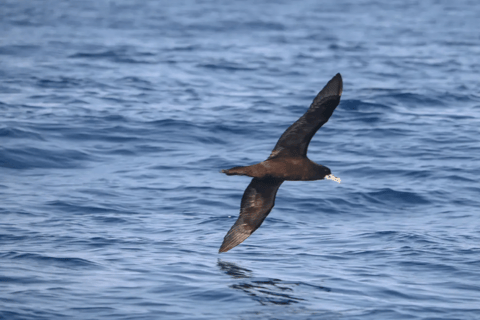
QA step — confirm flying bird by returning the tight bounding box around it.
[219,73,343,253]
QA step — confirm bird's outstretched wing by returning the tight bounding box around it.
[219,177,284,253]
[269,73,343,159]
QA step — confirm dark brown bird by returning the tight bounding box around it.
[219,73,343,253]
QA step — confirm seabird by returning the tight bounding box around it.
[219,73,343,253]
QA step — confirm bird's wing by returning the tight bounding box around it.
[268,73,343,159]
[219,177,284,253]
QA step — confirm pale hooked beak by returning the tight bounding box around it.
[325,174,341,183]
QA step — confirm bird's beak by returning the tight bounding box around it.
[325,174,341,183]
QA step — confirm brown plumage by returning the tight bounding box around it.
[219,73,343,253]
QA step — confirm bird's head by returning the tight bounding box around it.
[316,165,341,183]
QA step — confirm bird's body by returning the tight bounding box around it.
[219,73,343,253]
[222,157,330,181]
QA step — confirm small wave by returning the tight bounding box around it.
[341,99,395,112]
[359,231,438,245]
[0,147,94,169]
[45,200,127,215]
[2,251,100,270]
[198,61,257,71]
[366,188,430,206]
[92,216,128,224]
[69,49,157,64]
[377,92,444,108]
[0,126,44,141]
[35,77,82,89]
[0,44,40,56]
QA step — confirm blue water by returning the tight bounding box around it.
[1,0,480,319]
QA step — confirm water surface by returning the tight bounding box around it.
[1,0,480,319]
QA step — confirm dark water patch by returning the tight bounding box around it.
[397,260,459,274]
[321,196,366,213]
[292,199,337,215]
[33,76,85,89]
[96,147,136,156]
[192,134,226,145]
[84,236,120,248]
[375,287,413,300]
[341,99,395,112]
[28,94,90,106]
[0,233,28,243]
[0,100,10,109]
[241,21,286,31]
[1,252,100,270]
[377,92,445,108]
[91,216,129,224]
[0,147,93,169]
[45,200,128,215]
[69,49,158,64]
[328,42,367,52]
[148,164,186,171]
[353,115,383,124]
[342,166,426,180]
[0,126,44,141]
[366,188,430,206]
[366,127,414,138]
[166,44,201,52]
[69,307,116,313]
[359,231,440,246]
[3,103,43,113]
[115,76,152,85]
[198,61,257,72]
[115,76,155,91]
[211,122,253,135]
[134,144,170,154]
[0,311,38,320]
[0,275,48,285]
[0,44,40,56]
[147,118,197,129]
[102,115,129,122]
[63,127,144,143]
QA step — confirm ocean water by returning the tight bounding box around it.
[1,0,480,319]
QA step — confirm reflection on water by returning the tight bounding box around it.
[218,260,330,306]
[217,259,253,279]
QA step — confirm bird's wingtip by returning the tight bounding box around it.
[218,240,234,253]
[328,73,343,97]
[218,225,252,253]
[219,241,233,253]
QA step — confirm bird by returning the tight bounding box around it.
[219,73,343,253]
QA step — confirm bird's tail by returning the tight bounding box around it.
[220,166,250,176]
